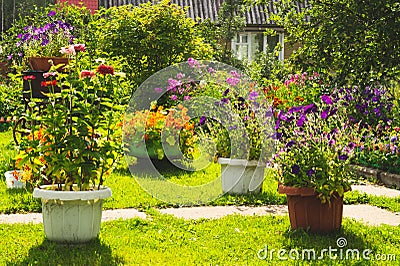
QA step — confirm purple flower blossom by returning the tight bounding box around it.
[223,89,230,96]
[391,136,398,142]
[7,54,12,60]
[187,58,198,68]
[249,91,259,101]
[199,116,206,126]
[306,169,315,176]
[338,154,348,161]
[296,115,306,127]
[207,67,216,74]
[47,10,56,17]
[221,98,230,104]
[184,96,191,101]
[170,95,178,101]
[291,164,300,175]
[321,109,329,119]
[226,77,240,86]
[303,104,317,114]
[229,70,241,78]
[321,95,333,105]
[167,78,181,91]
[285,140,296,148]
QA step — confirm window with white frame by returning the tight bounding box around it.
[232,32,284,61]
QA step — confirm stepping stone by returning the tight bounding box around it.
[352,184,400,198]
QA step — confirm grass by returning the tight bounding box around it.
[0,129,399,214]
[0,211,399,265]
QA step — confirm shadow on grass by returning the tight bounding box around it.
[8,238,125,265]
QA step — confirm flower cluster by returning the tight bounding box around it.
[263,72,324,111]
[332,86,394,129]
[123,105,197,160]
[273,94,355,203]
[192,61,274,161]
[11,10,75,60]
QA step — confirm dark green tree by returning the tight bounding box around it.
[260,0,400,86]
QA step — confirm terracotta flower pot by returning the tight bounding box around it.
[28,56,69,72]
[278,184,344,233]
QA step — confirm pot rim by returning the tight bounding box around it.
[277,184,316,196]
[33,185,112,201]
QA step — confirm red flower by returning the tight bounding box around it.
[41,80,57,87]
[80,70,96,79]
[74,44,86,52]
[96,64,114,75]
[23,75,36,80]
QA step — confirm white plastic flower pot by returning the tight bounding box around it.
[4,170,25,189]
[33,185,112,244]
[218,158,265,195]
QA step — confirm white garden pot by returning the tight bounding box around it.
[218,158,265,195]
[33,185,112,244]
[4,170,25,189]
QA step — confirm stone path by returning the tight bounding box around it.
[0,184,398,226]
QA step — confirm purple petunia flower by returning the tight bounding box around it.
[183,96,191,101]
[321,109,329,119]
[306,169,315,176]
[249,91,258,101]
[47,10,56,17]
[303,104,317,114]
[170,95,178,101]
[7,54,12,60]
[348,142,356,149]
[321,95,333,105]
[338,154,348,161]
[199,116,206,126]
[223,89,230,96]
[288,106,303,114]
[291,164,300,175]
[391,136,398,142]
[221,98,229,104]
[296,115,306,127]
[285,140,296,148]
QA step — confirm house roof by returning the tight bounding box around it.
[100,0,310,26]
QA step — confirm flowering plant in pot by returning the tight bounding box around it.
[273,93,356,232]
[13,9,75,71]
[187,60,275,194]
[123,104,198,162]
[15,44,126,243]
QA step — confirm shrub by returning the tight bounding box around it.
[96,0,214,88]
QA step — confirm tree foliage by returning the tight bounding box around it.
[96,0,214,87]
[263,0,400,86]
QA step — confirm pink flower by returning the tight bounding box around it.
[60,45,76,55]
[43,72,57,78]
[170,95,178,101]
[23,75,36,80]
[183,96,191,101]
[226,77,240,86]
[80,70,96,79]
[73,44,85,52]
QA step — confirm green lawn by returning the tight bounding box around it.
[0,131,400,265]
[1,212,399,265]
